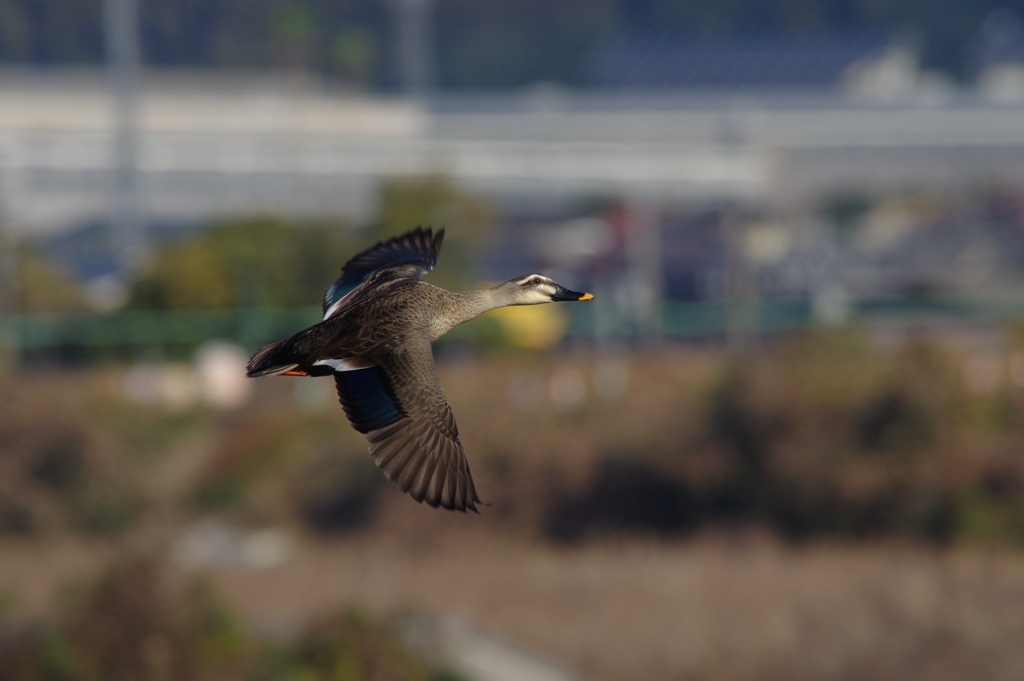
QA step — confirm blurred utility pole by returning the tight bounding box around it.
[394,0,432,98]
[723,209,758,358]
[0,149,18,370]
[104,0,145,277]
[624,200,664,348]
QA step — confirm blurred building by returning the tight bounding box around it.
[975,21,1024,102]
[0,69,425,234]
[585,32,918,98]
[1,64,1024,241]
[2,57,1024,344]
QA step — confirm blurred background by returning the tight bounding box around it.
[4,1,1024,680]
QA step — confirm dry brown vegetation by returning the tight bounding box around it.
[0,552,441,681]
[209,534,1024,681]
[3,331,1024,679]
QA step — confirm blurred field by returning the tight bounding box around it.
[6,530,1024,681]
[3,334,1024,679]
[210,536,1024,681]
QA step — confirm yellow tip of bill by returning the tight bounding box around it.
[579,292,594,301]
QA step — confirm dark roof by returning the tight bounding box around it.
[585,33,895,90]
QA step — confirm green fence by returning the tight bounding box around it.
[0,306,324,355]
[3,296,1024,358]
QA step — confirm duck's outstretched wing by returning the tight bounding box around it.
[322,226,444,320]
[332,328,482,512]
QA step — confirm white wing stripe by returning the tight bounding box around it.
[313,358,361,372]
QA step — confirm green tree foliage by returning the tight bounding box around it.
[330,25,378,83]
[375,176,492,291]
[128,218,355,310]
[6,246,87,314]
[125,193,489,312]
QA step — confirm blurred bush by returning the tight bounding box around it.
[0,382,139,537]
[120,179,490,311]
[4,246,87,314]
[5,325,1024,547]
[545,331,1024,544]
[182,327,1024,547]
[0,556,441,681]
[129,217,355,310]
[297,454,389,534]
[264,608,443,681]
[188,404,384,534]
[374,176,492,293]
[0,370,214,538]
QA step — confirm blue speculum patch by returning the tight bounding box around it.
[335,367,402,433]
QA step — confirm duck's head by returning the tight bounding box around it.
[499,274,594,305]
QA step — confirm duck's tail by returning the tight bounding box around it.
[246,340,301,377]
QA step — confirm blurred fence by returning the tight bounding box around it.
[0,305,322,356]
[3,296,1024,359]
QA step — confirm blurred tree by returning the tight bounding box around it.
[128,217,355,310]
[271,2,315,70]
[330,24,378,84]
[9,246,87,314]
[279,609,438,681]
[375,175,492,291]
[818,192,871,241]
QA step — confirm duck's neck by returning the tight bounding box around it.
[430,286,507,341]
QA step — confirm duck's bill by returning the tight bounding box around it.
[551,285,595,302]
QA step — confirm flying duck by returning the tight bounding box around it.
[247,227,593,513]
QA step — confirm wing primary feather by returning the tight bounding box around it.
[380,444,410,480]
[368,420,411,444]
[321,226,445,318]
[425,462,444,507]
[459,469,469,510]
[374,437,409,471]
[326,314,484,512]
[445,467,458,510]
[383,441,419,482]
[397,441,429,493]
[413,455,440,504]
